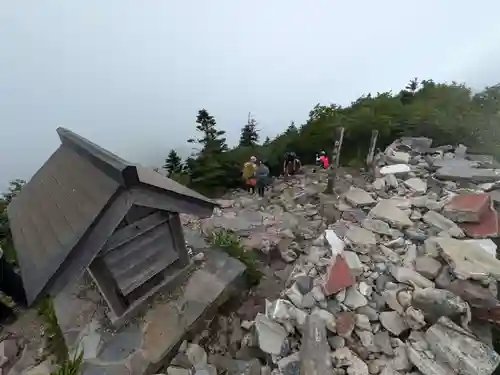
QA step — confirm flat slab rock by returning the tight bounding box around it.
[380,164,411,176]
[369,200,413,229]
[435,166,500,183]
[423,211,464,238]
[53,250,246,375]
[344,187,375,207]
[425,317,500,375]
[433,237,500,281]
[345,225,377,253]
[404,177,428,193]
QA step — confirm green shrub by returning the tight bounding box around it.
[209,230,263,285]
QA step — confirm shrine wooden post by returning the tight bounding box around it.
[366,129,379,175]
[325,127,344,194]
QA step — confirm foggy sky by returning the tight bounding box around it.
[1,0,500,189]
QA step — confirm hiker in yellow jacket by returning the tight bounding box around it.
[242,156,257,194]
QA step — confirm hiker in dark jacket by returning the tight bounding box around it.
[255,160,270,197]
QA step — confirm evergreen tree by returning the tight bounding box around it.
[188,109,228,154]
[239,112,259,147]
[263,136,271,146]
[185,109,231,193]
[285,121,298,135]
[163,149,182,176]
[405,77,419,93]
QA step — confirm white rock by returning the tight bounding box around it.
[344,286,368,309]
[254,313,287,355]
[325,229,345,256]
[358,281,372,297]
[464,239,497,258]
[380,164,411,176]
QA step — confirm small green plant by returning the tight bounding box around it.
[50,350,84,375]
[36,297,68,363]
[209,230,263,285]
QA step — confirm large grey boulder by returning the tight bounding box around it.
[425,317,500,375]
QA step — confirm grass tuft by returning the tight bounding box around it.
[37,297,84,374]
[50,350,84,375]
[209,229,263,285]
[36,297,68,363]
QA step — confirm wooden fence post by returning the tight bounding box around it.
[366,129,379,174]
[325,127,344,194]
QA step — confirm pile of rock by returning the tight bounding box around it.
[171,138,500,375]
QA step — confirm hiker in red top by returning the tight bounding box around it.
[318,151,329,169]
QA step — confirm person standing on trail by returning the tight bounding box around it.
[319,151,329,169]
[0,247,28,326]
[255,160,270,198]
[242,156,257,194]
[283,152,301,177]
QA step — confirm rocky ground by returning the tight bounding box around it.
[170,137,500,375]
[4,137,500,375]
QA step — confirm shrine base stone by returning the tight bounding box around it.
[53,250,246,375]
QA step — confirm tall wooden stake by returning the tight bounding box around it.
[366,129,379,174]
[325,127,344,194]
[335,127,345,168]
